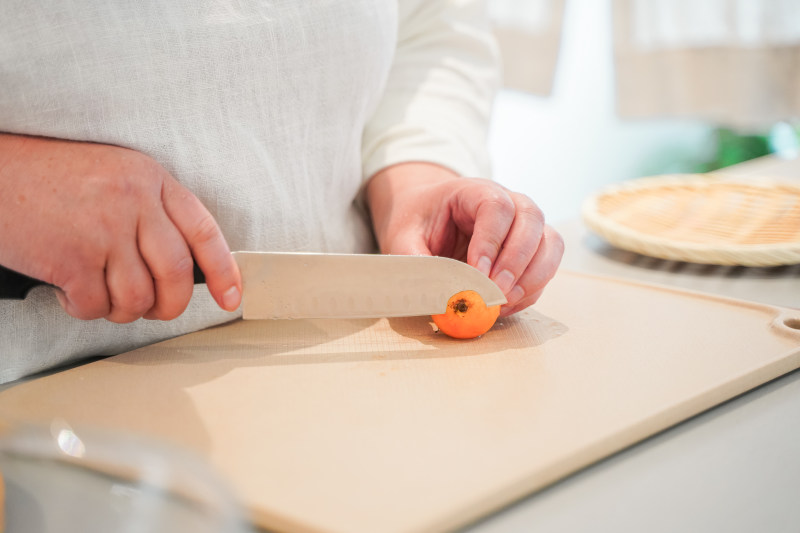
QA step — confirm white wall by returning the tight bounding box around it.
[488,0,716,224]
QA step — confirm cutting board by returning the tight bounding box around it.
[1,271,799,533]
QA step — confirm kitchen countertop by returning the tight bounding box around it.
[464,155,800,533]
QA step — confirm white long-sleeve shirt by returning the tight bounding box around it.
[0,0,500,383]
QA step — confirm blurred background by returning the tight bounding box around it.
[486,0,800,223]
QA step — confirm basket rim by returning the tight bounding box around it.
[581,174,800,266]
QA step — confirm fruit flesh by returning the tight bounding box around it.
[431,290,500,339]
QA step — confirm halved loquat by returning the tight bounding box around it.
[431,290,500,339]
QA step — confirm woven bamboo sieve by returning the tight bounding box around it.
[582,175,800,266]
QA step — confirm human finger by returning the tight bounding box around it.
[500,288,544,317]
[104,248,156,323]
[455,182,515,278]
[138,211,195,320]
[54,265,112,320]
[499,225,564,316]
[486,192,545,296]
[161,178,241,312]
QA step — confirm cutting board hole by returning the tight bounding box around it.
[784,317,800,330]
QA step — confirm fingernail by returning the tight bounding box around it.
[477,256,492,277]
[506,285,525,306]
[222,286,241,311]
[493,269,515,294]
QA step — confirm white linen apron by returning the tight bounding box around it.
[0,0,499,382]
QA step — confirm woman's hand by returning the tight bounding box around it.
[0,134,242,323]
[366,162,563,317]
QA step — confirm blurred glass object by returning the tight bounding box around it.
[768,121,800,159]
[0,419,254,533]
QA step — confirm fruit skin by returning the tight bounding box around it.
[431,290,500,339]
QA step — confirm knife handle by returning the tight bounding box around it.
[0,263,207,300]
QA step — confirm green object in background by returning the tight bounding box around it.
[632,122,799,179]
[694,122,800,173]
[695,128,771,172]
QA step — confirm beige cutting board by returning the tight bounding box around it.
[1,271,799,533]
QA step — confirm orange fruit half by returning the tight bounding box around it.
[431,290,500,339]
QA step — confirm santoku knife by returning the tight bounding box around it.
[0,252,507,319]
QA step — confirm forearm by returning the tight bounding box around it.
[0,133,31,187]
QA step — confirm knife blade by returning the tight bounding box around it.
[0,253,506,319]
[233,252,506,319]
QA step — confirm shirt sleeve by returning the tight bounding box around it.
[361,0,502,180]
